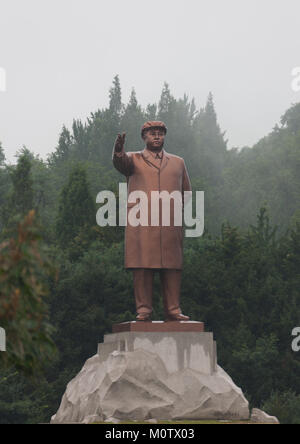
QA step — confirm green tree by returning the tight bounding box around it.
[281,102,300,134]
[0,150,35,234]
[11,152,34,217]
[72,119,90,160]
[109,74,123,118]
[158,82,175,120]
[55,164,96,253]
[48,126,73,165]
[0,210,57,374]
[120,88,145,149]
[193,92,227,183]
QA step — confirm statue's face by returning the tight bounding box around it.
[143,128,165,150]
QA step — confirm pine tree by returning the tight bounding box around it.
[145,103,157,121]
[193,92,227,184]
[109,75,123,118]
[10,151,34,218]
[120,88,145,149]
[86,75,124,166]
[158,82,174,120]
[127,88,138,111]
[52,126,72,164]
[72,119,89,160]
[55,164,96,250]
[196,92,227,157]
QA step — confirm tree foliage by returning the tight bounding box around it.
[0,210,57,374]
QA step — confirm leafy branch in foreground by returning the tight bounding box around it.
[0,210,57,375]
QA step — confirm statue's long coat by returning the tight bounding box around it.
[112,146,192,269]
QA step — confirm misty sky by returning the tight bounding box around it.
[0,0,300,163]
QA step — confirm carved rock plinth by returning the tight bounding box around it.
[51,325,249,424]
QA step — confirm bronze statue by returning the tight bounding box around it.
[112,121,192,321]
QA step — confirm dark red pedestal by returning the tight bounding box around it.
[112,321,205,334]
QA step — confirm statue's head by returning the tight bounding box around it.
[141,121,167,150]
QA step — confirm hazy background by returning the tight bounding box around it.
[0,0,300,163]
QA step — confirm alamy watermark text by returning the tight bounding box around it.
[96,184,204,237]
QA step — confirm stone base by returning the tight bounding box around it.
[98,331,216,375]
[51,330,249,424]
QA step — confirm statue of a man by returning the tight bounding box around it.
[112,121,191,322]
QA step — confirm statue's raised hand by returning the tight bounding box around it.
[114,133,126,153]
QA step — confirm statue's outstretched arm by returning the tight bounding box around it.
[112,132,134,176]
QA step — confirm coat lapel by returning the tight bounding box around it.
[141,148,170,171]
[160,150,170,172]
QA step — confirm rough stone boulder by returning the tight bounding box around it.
[51,349,249,424]
[250,408,280,424]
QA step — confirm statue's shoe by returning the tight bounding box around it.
[136,313,151,321]
[165,313,190,322]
